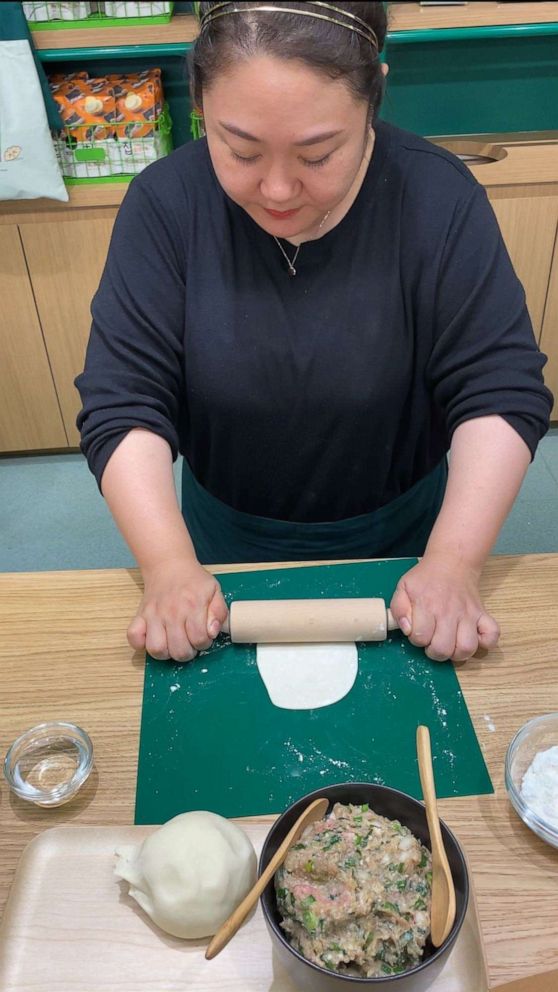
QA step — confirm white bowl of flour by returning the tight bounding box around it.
[505,712,558,848]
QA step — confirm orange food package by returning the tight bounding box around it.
[50,75,116,142]
[107,69,164,139]
[48,72,89,85]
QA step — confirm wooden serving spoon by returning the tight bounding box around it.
[205,796,329,961]
[416,725,456,947]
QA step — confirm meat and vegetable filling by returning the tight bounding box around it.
[275,803,432,978]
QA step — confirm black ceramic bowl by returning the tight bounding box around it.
[259,783,469,992]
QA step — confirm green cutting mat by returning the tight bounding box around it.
[135,560,492,823]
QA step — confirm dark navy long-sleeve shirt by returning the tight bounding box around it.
[76,121,552,522]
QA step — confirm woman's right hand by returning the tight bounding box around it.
[127,558,229,662]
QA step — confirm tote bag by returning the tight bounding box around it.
[0,39,68,201]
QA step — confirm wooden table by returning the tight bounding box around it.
[1,555,557,987]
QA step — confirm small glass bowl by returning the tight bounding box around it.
[505,713,558,848]
[3,721,93,807]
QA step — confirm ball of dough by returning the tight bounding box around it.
[114,811,257,939]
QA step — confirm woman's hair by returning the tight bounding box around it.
[191,2,388,123]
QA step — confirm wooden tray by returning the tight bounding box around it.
[0,822,489,991]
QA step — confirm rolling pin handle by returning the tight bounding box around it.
[221,615,231,637]
[386,607,398,632]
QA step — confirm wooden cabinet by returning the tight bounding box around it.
[0,186,123,451]
[467,143,558,411]
[434,139,558,410]
[489,193,558,339]
[0,226,67,451]
[20,216,115,446]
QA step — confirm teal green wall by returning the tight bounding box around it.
[382,32,558,136]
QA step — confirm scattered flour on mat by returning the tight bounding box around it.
[283,740,351,776]
[170,684,180,693]
[441,748,456,771]
[312,746,350,770]
[425,679,449,729]
[283,741,306,764]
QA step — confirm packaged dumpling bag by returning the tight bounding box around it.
[0,21,68,200]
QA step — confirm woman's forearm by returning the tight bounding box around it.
[101,428,197,572]
[389,415,530,660]
[425,415,532,571]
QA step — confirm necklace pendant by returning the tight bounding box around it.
[288,264,296,277]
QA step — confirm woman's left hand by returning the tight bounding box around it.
[389,553,500,662]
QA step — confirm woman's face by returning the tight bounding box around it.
[202,55,371,241]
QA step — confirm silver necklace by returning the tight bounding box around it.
[273,210,331,276]
[274,238,301,277]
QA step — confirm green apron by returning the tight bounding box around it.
[181,459,448,565]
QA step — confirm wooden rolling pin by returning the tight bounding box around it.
[222,598,398,643]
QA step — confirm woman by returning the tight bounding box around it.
[76,1,552,665]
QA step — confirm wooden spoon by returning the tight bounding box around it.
[205,796,329,960]
[416,725,456,947]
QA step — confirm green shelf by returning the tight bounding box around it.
[37,42,188,60]
[63,174,132,185]
[388,21,558,45]
[30,16,172,32]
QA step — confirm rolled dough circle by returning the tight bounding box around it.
[256,642,358,710]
